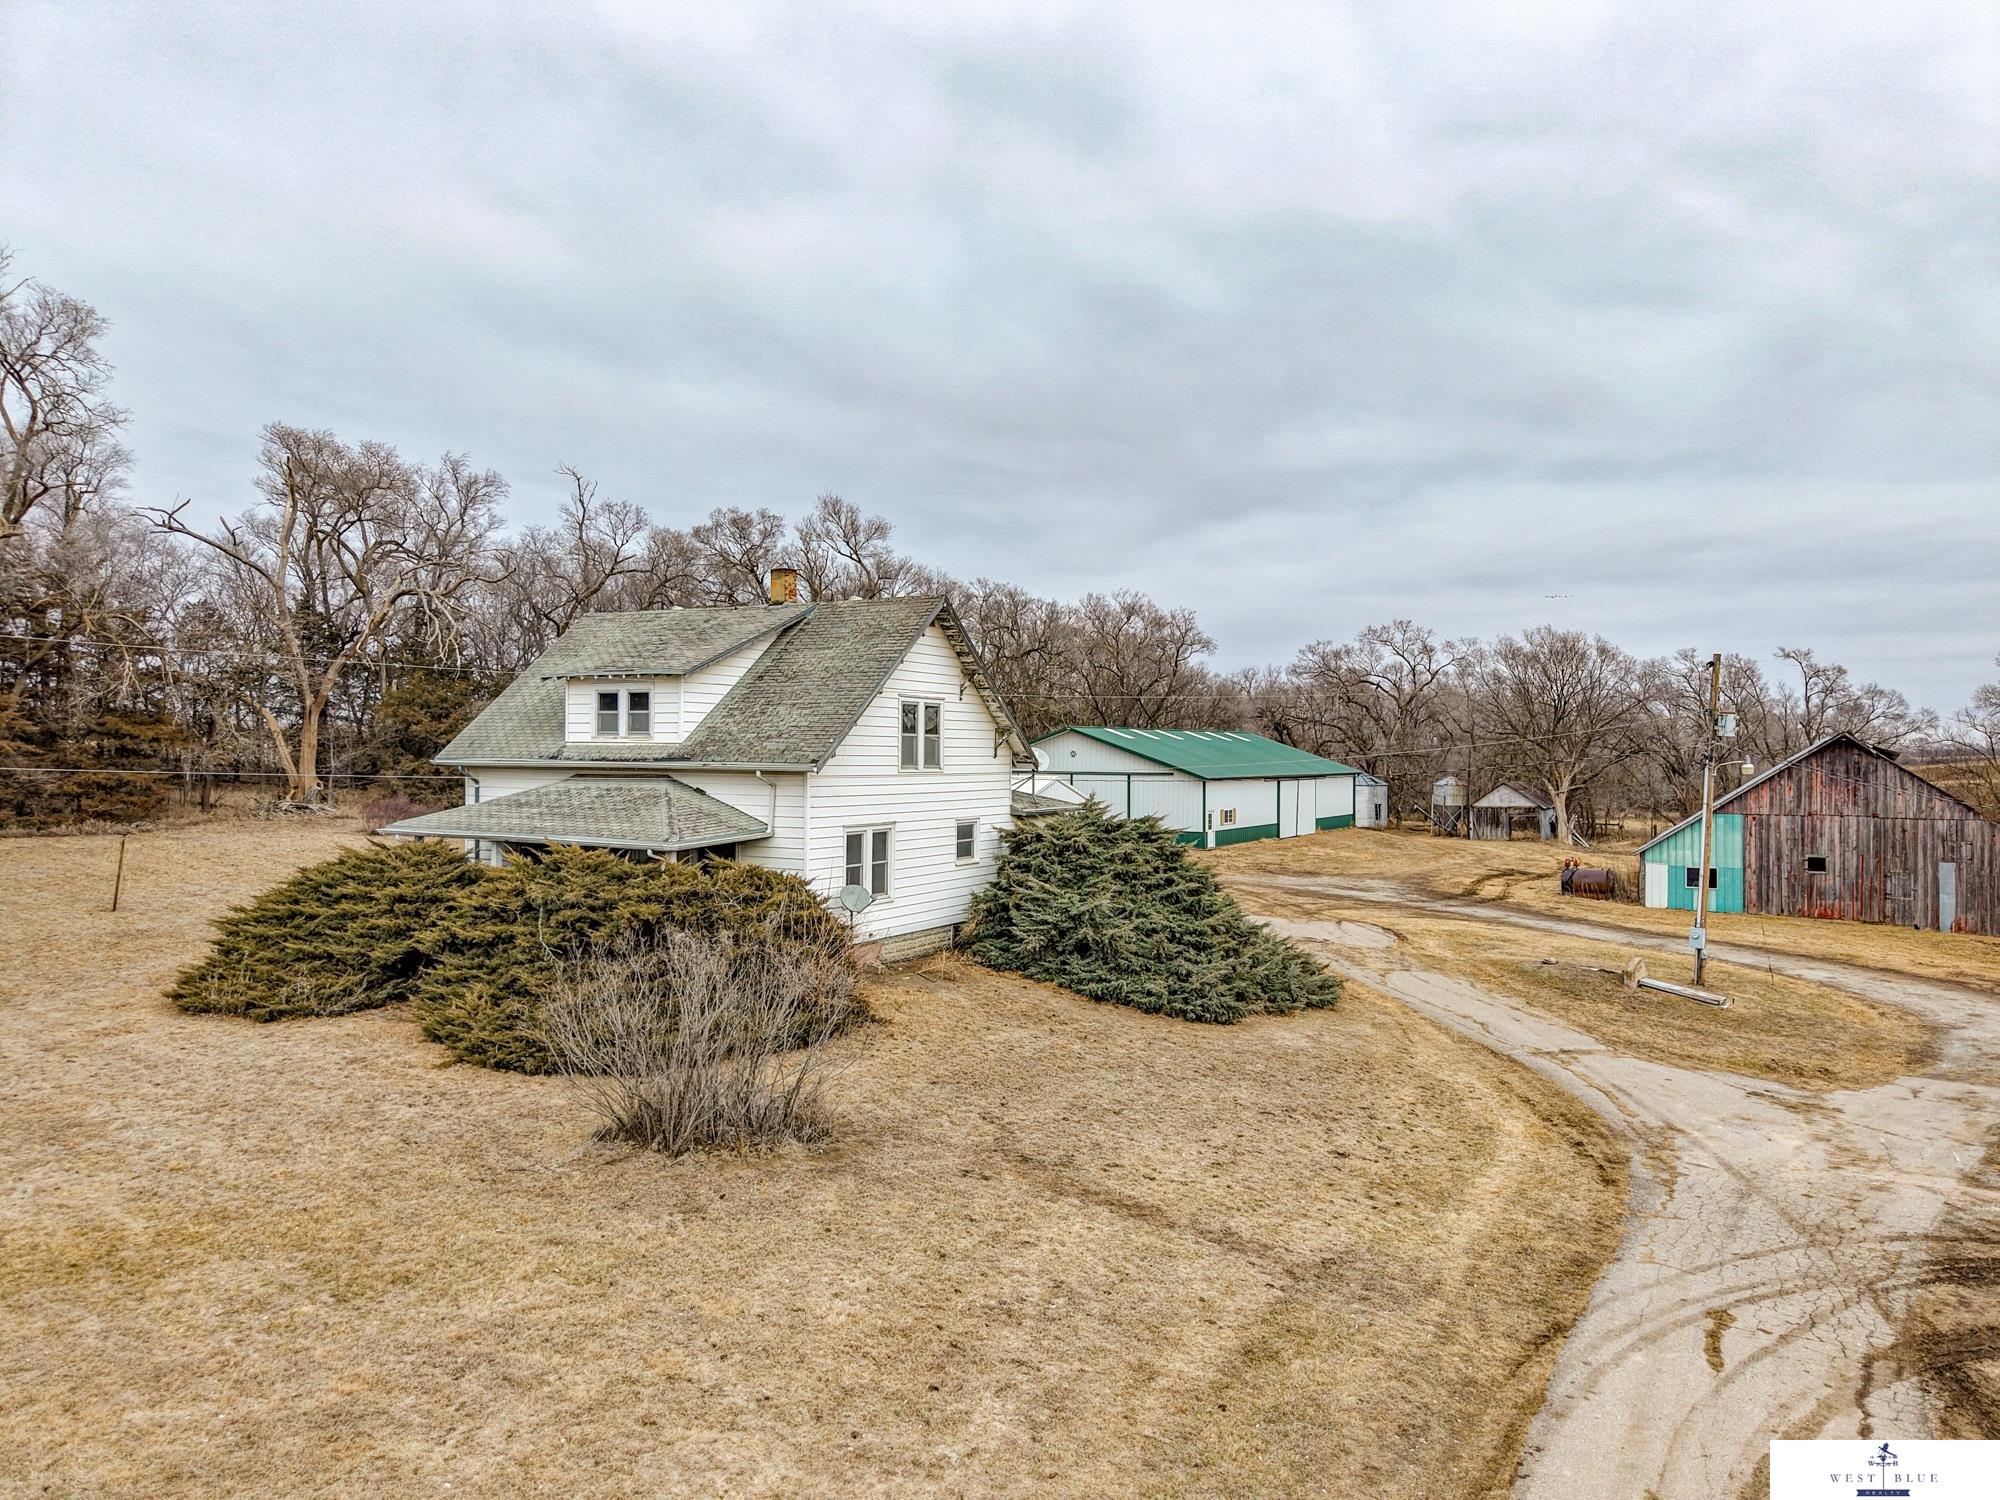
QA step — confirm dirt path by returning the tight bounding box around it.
[1244,874,2000,1500]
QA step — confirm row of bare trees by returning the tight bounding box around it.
[2,247,1993,832]
[1244,623,1948,840]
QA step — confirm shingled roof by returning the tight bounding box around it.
[379,776,768,851]
[535,604,805,678]
[437,596,1028,771]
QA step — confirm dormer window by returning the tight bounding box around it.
[594,687,653,739]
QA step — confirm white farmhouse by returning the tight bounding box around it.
[380,579,1040,958]
[1032,727,1362,847]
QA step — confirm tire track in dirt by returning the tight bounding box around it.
[1248,891,2000,1500]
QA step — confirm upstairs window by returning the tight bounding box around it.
[593,687,653,739]
[845,827,891,896]
[900,700,942,769]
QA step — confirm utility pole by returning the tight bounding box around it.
[1691,651,1722,985]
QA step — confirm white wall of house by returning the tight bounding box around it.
[673,770,805,872]
[679,639,768,738]
[805,624,1014,942]
[562,678,680,744]
[469,766,569,802]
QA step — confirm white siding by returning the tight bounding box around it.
[670,770,804,872]
[1206,778,1278,836]
[1315,774,1356,824]
[469,766,573,802]
[807,624,1015,942]
[679,640,767,739]
[563,678,681,744]
[1035,729,1168,776]
[1129,773,1206,832]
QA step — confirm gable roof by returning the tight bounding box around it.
[1474,782,1554,809]
[1636,731,1991,856]
[1037,726,1361,780]
[438,596,1032,772]
[535,604,806,678]
[379,775,769,851]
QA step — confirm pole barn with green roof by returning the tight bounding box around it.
[1031,727,1363,847]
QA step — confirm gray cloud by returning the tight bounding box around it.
[5,0,1995,705]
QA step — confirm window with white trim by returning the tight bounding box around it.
[955,819,977,861]
[899,700,942,769]
[593,687,653,739]
[845,827,892,896]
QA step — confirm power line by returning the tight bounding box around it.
[0,631,499,677]
[0,766,465,782]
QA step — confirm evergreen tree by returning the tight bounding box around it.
[968,802,1340,1022]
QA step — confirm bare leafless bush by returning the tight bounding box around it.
[539,928,859,1156]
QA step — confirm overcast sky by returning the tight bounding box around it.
[6,2,1996,707]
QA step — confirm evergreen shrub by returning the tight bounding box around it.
[169,840,484,1020]
[966,802,1341,1023]
[411,847,859,1073]
[171,842,862,1074]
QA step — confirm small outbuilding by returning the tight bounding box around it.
[1637,731,2000,934]
[1470,783,1559,842]
[1355,772,1390,828]
[1032,727,1360,847]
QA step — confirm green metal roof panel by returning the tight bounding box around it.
[380,776,768,851]
[1036,726,1362,780]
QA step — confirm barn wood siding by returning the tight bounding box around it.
[1727,739,1999,935]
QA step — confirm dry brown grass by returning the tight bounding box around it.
[1206,827,2000,995]
[0,821,1626,1498]
[1234,884,1934,1092]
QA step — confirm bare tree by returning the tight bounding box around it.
[1772,645,1928,752]
[151,424,502,804]
[1479,626,1642,844]
[689,506,789,604]
[0,248,131,542]
[1276,621,1475,817]
[488,467,650,657]
[790,492,916,600]
[1941,656,2000,820]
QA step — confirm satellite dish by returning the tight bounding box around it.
[1032,747,1051,771]
[837,883,874,913]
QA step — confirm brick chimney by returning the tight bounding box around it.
[768,567,799,605]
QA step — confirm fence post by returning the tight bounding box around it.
[111,833,129,913]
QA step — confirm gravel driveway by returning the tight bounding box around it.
[1240,873,2000,1500]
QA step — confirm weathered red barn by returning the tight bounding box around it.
[1638,732,2000,935]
